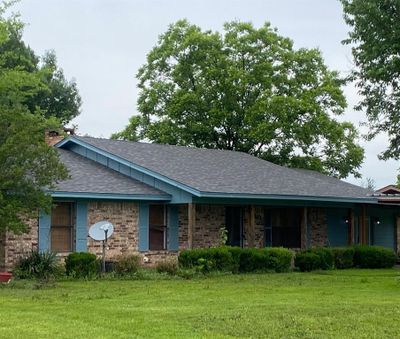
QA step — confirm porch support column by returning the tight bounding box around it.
[248,205,255,248]
[301,207,308,249]
[360,204,367,245]
[188,203,196,249]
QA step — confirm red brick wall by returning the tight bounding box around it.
[87,201,139,258]
[1,218,38,271]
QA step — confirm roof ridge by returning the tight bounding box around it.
[76,135,268,156]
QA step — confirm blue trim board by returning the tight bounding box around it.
[51,191,171,201]
[76,201,88,252]
[192,197,367,208]
[195,192,377,204]
[167,205,179,251]
[138,202,149,251]
[38,211,51,252]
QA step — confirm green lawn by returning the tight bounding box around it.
[0,269,399,338]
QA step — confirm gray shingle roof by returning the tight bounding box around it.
[54,149,170,198]
[71,136,373,200]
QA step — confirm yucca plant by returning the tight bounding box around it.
[14,251,64,281]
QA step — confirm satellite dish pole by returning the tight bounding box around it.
[88,221,114,274]
[101,226,108,273]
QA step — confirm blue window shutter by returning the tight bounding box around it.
[168,205,179,251]
[139,202,149,251]
[76,202,88,252]
[38,211,51,252]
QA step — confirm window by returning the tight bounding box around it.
[51,202,75,252]
[149,204,167,250]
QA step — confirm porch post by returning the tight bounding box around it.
[360,204,367,245]
[188,203,196,249]
[248,205,255,247]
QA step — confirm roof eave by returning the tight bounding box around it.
[196,191,378,204]
[51,191,171,201]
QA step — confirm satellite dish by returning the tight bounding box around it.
[89,221,114,241]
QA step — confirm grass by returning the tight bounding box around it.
[0,269,400,338]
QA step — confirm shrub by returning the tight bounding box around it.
[14,251,63,280]
[179,247,293,273]
[208,247,236,271]
[114,254,141,275]
[237,248,271,272]
[294,247,334,272]
[225,246,242,273]
[178,247,236,272]
[65,252,98,278]
[311,247,334,270]
[353,245,397,268]
[156,259,178,275]
[266,247,293,273]
[332,247,355,269]
[294,252,321,272]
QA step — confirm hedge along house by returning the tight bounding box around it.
[1,136,399,270]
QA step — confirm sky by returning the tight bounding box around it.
[13,0,399,188]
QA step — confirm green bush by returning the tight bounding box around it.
[294,247,334,272]
[65,252,98,278]
[266,247,293,272]
[236,248,272,272]
[225,246,242,273]
[114,254,141,275]
[14,251,64,280]
[353,245,397,268]
[332,247,355,269]
[311,247,334,270]
[294,252,321,272]
[156,259,178,275]
[179,247,293,273]
[178,247,236,272]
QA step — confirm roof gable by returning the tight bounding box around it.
[376,185,400,195]
[53,149,171,200]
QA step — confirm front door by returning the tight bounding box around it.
[225,206,243,247]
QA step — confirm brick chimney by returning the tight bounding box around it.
[45,128,75,146]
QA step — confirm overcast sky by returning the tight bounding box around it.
[13,0,398,188]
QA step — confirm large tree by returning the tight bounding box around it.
[0,5,82,124]
[0,108,68,233]
[341,0,400,160]
[0,4,69,233]
[113,20,364,178]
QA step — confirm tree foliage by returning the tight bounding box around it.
[341,0,400,160]
[0,4,81,123]
[0,3,69,232]
[115,20,364,178]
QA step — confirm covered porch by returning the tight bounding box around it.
[178,201,400,252]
